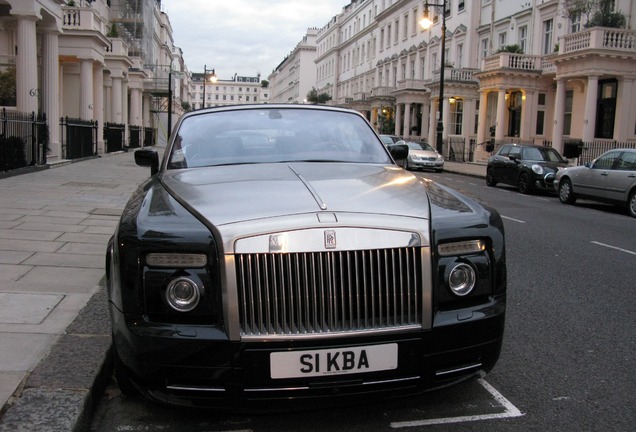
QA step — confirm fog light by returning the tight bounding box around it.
[448,263,476,296]
[165,277,201,312]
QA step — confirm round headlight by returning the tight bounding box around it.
[448,263,476,296]
[165,277,201,312]
[532,164,544,175]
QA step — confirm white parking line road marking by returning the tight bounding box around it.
[591,241,636,256]
[501,215,526,224]
[390,379,524,428]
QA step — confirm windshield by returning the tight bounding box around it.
[167,108,392,169]
[405,141,434,152]
[522,147,564,162]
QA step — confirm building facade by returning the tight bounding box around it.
[268,28,319,104]
[191,73,269,109]
[313,0,636,161]
[0,0,190,161]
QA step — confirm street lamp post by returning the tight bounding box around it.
[201,65,217,109]
[419,0,447,154]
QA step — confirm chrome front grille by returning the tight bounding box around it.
[236,247,423,337]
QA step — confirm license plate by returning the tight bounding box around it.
[270,343,398,379]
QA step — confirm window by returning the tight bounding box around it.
[480,38,489,61]
[395,19,399,43]
[593,151,620,170]
[458,1,465,12]
[456,43,463,68]
[380,29,385,50]
[518,26,528,53]
[571,14,581,33]
[536,93,546,135]
[404,13,409,39]
[498,32,507,49]
[420,57,426,79]
[387,25,391,47]
[449,98,463,135]
[563,90,573,135]
[543,19,553,54]
[617,152,636,170]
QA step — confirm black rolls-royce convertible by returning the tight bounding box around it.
[106,104,507,409]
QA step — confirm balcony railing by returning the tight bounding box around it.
[432,68,479,83]
[62,6,106,34]
[482,53,540,72]
[561,27,636,54]
[370,86,395,97]
[396,79,427,91]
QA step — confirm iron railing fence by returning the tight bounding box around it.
[104,122,125,153]
[60,117,97,159]
[1,109,48,172]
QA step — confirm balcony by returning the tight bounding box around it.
[432,68,480,83]
[560,27,635,55]
[396,79,427,91]
[62,6,106,34]
[482,53,540,72]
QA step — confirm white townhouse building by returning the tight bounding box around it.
[313,0,636,162]
[191,73,269,110]
[0,0,189,162]
[268,28,319,104]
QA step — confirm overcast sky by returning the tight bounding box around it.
[161,0,348,80]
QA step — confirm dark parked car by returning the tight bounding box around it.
[379,134,401,145]
[554,148,636,217]
[107,104,506,409]
[486,144,568,194]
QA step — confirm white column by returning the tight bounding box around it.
[94,64,104,153]
[42,30,60,160]
[521,91,534,141]
[428,99,437,145]
[420,100,430,140]
[130,88,142,126]
[582,75,599,142]
[614,78,634,142]
[394,104,402,136]
[495,89,506,142]
[80,59,94,120]
[442,98,450,142]
[143,94,152,128]
[403,103,411,137]
[552,78,567,152]
[15,15,39,113]
[111,75,123,123]
[476,90,489,144]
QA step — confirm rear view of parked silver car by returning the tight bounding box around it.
[554,148,636,217]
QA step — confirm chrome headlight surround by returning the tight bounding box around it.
[165,277,202,312]
[447,263,477,296]
[532,164,544,175]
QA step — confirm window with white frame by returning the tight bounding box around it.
[387,25,391,47]
[498,32,507,49]
[518,25,528,53]
[480,38,489,61]
[450,98,463,135]
[563,90,574,135]
[456,43,463,68]
[570,14,581,33]
[404,13,409,39]
[542,19,553,54]
[420,56,426,79]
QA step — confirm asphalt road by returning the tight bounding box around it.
[89,171,636,432]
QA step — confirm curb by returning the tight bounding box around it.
[0,284,112,432]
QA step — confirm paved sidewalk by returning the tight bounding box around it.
[0,154,485,431]
[0,150,152,431]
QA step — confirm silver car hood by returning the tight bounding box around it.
[161,163,430,226]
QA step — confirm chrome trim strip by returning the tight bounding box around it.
[435,363,483,376]
[240,325,422,341]
[166,385,226,392]
[244,376,420,393]
[289,166,328,210]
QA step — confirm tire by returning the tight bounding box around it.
[486,169,497,187]
[628,189,636,218]
[558,178,577,205]
[518,173,532,194]
[113,346,141,396]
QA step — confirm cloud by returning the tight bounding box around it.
[162,0,346,79]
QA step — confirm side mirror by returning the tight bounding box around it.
[134,149,159,175]
[388,143,409,161]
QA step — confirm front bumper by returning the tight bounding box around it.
[409,158,444,170]
[110,294,505,409]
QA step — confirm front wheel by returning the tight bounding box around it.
[558,178,577,204]
[518,173,532,194]
[628,189,636,218]
[486,169,497,187]
[113,345,140,397]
